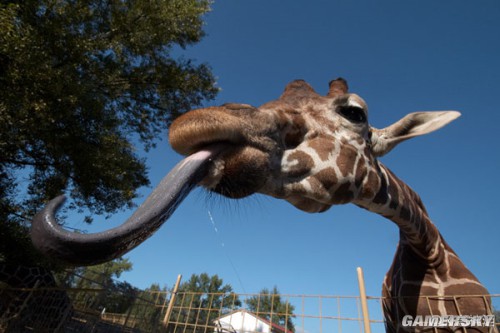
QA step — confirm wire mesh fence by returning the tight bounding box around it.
[1,272,499,333]
[0,287,385,332]
[164,292,387,333]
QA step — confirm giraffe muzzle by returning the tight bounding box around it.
[30,145,225,266]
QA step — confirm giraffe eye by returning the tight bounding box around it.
[338,106,367,123]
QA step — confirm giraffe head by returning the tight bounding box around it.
[30,78,460,265]
[170,79,460,213]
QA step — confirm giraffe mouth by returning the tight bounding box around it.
[169,107,273,199]
[198,143,270,198]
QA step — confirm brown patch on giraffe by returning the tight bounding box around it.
[308,137,335,161]
[314,167,338,191]
[389,199,398,211]
[398,193,416,222]
[285,150,314,178]
[287,194,330,213]
[354,156,367,189]
[396,187,426,223]
[444,281,493,315]
[284,182,330,213]
[307,176,325,197]
[399,206,412,221]
[363,146,371,157]
[384,171,400,211]
[285,130,303,149]
[360,170,380,199]
[446,254,477,281]
[333,182,354,204]
[336,144,358,178]
[373,172,389,205]
[283,113,307,149]
[444,278,488,296]
[397,282,427,314]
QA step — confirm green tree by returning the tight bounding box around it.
[0,0,217,266]
[103,280,137,313]
[168,273,241,333]
[246,286,296,332]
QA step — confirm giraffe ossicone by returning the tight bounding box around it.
[31,79,496,332]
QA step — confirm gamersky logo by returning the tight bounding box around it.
[402,315,495,328]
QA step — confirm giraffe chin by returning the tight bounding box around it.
[286,195,332,213]
[30,146,224,266]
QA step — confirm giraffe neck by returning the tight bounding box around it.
[360,165,495,326]
[356,162,443,262]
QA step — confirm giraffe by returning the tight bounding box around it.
[168,79,495,332]
[30,79,496,332]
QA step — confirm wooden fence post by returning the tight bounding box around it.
[162,274,182,327]
[357,267,372,333]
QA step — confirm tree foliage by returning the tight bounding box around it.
[246,286,296,332]
[73,256,133,287]
[59,257,137,313]
[0,0,217,265]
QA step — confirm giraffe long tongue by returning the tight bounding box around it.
[30,145,223,266]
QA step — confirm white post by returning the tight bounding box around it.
[357,267,372,333]
[163,274,182,326]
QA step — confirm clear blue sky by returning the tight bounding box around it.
[68,0,499,309]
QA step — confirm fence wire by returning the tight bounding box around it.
[0,275,498,333]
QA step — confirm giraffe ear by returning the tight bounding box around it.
[370,111,461,157]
